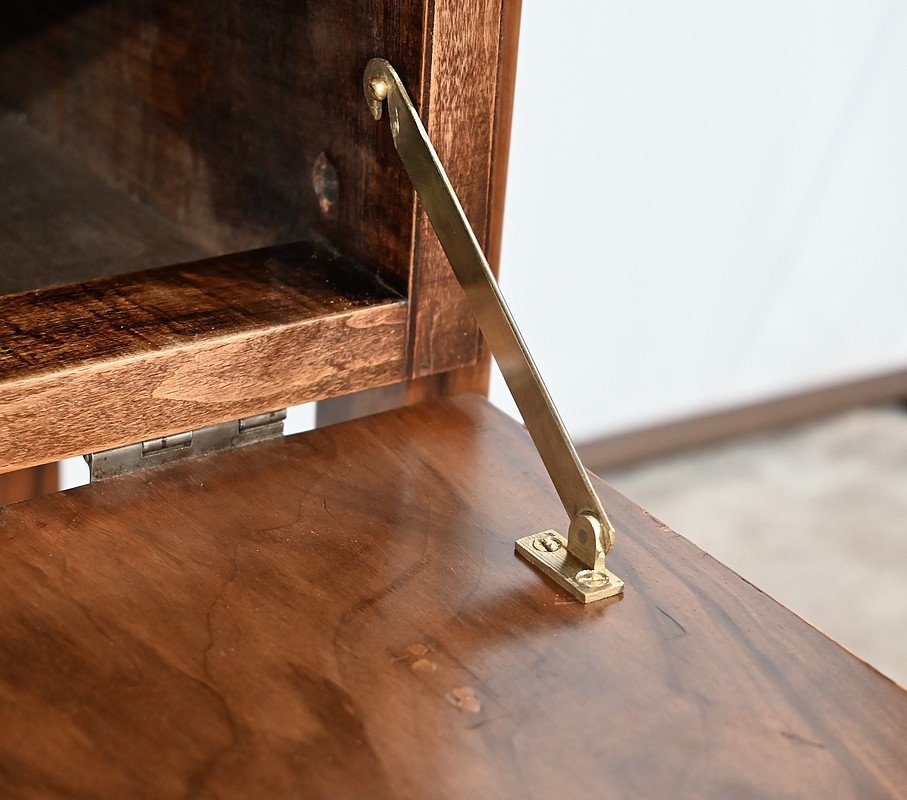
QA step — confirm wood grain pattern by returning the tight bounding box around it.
[0,396,903,798]
[407,0,511,376]
[314,363,496,428]
[315,0,521,424]
[0,112,212,295]
[427,0,522,390]
[484,0,522,283]
[0,243,406,473]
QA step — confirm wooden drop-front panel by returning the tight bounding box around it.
[0,396,903,798]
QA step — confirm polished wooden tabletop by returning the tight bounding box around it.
[0,396,904,799]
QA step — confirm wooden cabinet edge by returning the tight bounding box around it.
[0,302,408,474]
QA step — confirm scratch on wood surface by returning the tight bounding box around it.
[656,605,688,636]
[780,730,826,749]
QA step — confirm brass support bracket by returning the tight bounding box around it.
[364,59,623,602]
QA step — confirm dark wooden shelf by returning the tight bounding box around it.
[0,396,903,798]
[0,112,213,295]
[0,242,407,473]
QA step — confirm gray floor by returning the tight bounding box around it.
[602,406,907,687]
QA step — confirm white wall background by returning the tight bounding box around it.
[490,1,907,441]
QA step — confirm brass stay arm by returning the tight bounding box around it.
[364,59,623,601]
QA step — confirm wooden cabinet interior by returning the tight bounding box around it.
[0,0,428,286]
[0,113,213,296]
[0,1,521,475]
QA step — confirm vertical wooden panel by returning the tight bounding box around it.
[406,0,509,376]
[446,0,523,395]
[315,0,521,426]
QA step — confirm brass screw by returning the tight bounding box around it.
[369,77,389,102]
[532,534,561,553]
[575,569,610,589]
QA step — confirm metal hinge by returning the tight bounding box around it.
[84,410,287,481]
[364,59,624,602]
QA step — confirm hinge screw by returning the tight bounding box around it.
[532,534,561,553]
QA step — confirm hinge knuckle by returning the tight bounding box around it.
[85,409,287,481]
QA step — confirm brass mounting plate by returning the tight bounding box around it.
[516,531,624,603]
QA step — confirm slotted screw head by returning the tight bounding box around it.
[575,569,610,588]
[532,534,562,552]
